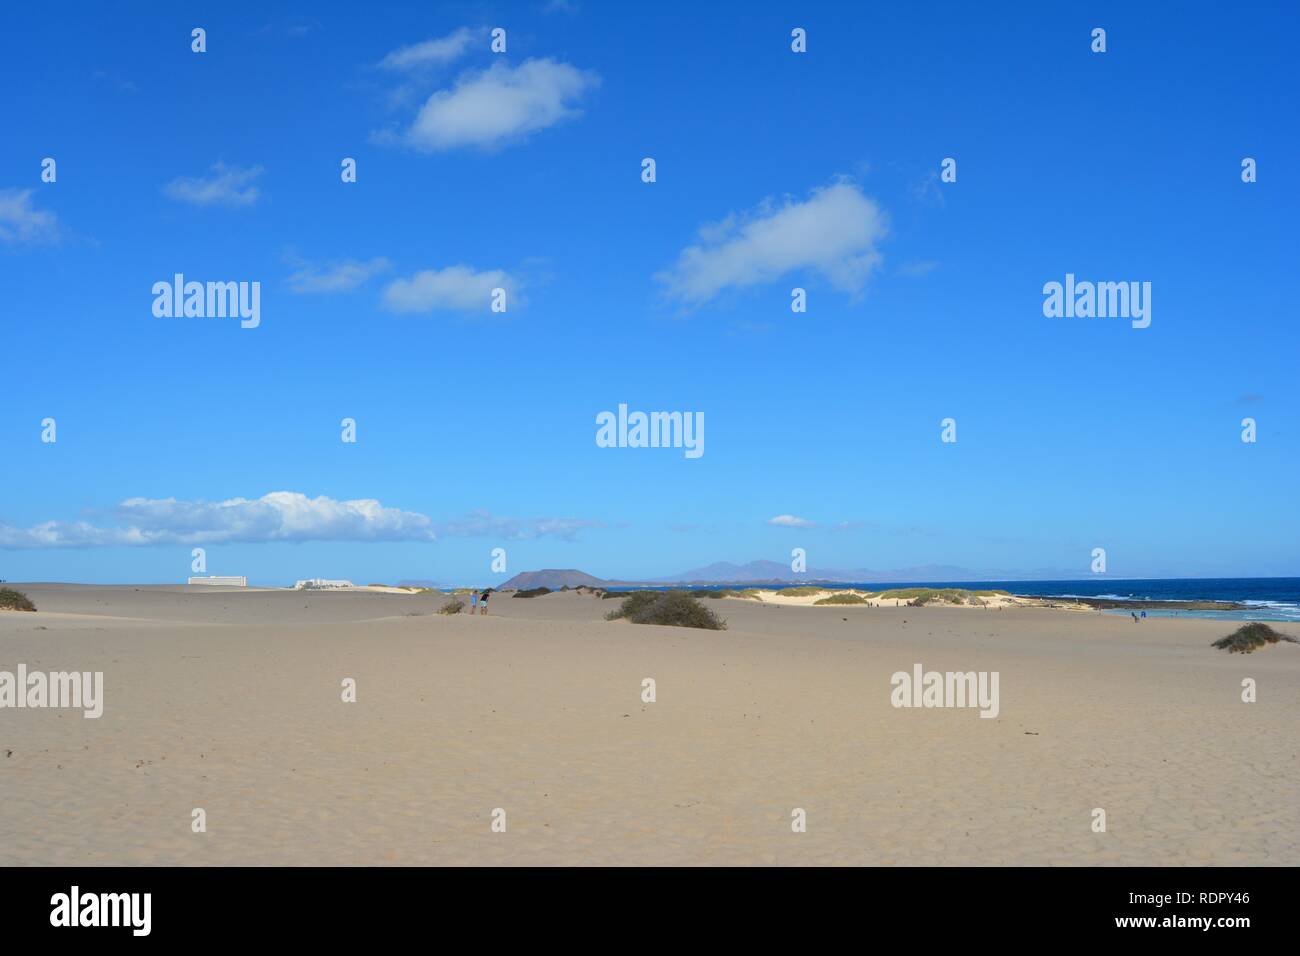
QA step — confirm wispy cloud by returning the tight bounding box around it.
[911,170,945,207]
[379,28,477,71]
[257,16,322,38]
[767,514,816,528]
[286,256,392,293]
[163,162,264,207]
[0,189,59,244]
[436,510,603,541]
[92,69,138,93]
[0,492,437,549]
[395,58,599,152]
[657,180,888,305]
[382,265,516,314]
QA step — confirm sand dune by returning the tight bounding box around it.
[1,585,1296,865]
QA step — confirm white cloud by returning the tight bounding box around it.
[379,28,476,71]
[0,497,604,549]
[163,162,264,207]
[658,181,888,304]
[768,515,816,528]
[437,510,602,541]
[0,492,437,548]
[382,265,515,314]
[287,256,392,293]
[402,58,598,151]
[0,189,59,244]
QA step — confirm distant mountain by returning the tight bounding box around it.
[497,561,1094,590]
[656,560,795,583]
[498,569,609,590]
[659,561,1091,585]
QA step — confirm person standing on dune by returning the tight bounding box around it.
[470,590,478,614]
[480,589,490,615]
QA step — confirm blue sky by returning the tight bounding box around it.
[2,1,1297,586]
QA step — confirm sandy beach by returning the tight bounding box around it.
[2,584,1296,866]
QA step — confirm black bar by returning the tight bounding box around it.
[0,867,1282,941]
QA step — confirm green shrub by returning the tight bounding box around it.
[1212,623,1298,654]
[876,588,990,606]
[814,592,868,605]
[697,588,761,599]
[607,590,726,630]
[438,598,464,615]
[0,588,36,612]
[605,590,663,619]
[513,587,551,599]
[778,586,824,597]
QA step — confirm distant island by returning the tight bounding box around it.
[498,561,1096,591]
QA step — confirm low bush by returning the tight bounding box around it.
[1212,623,1298,654]
[438,598,464,615]
[513,587,551,599]
[605,590,662,618]
[876,588,992,606]
[606,590,726,630]
[0,588,36,612]
[814,592,868,605]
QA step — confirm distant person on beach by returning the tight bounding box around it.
[1141,610,1147,619]
[471,591,478,613]
[480,590,490,615]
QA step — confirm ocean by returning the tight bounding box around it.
[656,577,1300,623]
[913,577,1300,623]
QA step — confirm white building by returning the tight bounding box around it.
[293,579,354,590]
[188,576,247,587]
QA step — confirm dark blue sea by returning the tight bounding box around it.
[903,578,1300,622]
[636,578,1300,622]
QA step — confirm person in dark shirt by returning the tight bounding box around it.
[480,589,490,615]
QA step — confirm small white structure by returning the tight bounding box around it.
[294,579,354,590]
[188,575,247,587]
